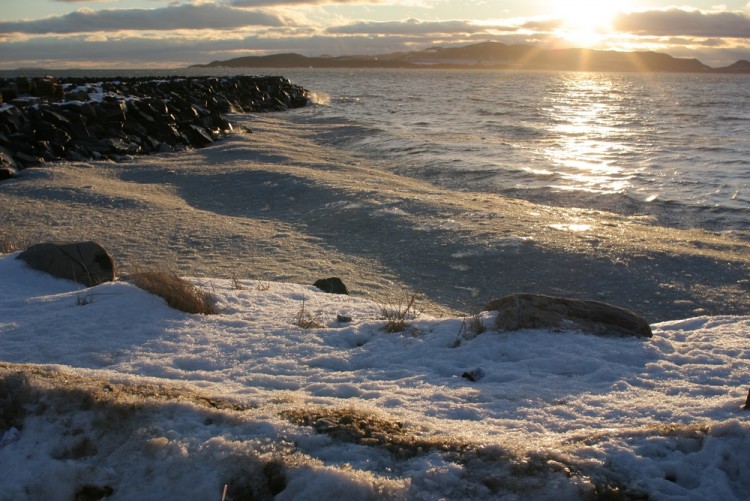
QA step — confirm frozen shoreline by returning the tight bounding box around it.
[1,112,749,321]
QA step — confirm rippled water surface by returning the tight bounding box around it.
[280,69,750,235]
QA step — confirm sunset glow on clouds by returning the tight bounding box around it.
[1,0,750,68]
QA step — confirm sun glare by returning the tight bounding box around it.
[552,1,630,47]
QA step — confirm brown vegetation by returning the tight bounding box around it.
[129,270,216,315]
[380,292,419,333]
[293,299,324,329]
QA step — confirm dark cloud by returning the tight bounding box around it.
[613,8,750,38]
[0,3,286,35]
[327,19,509,35]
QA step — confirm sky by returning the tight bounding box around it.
[1,1,750,69]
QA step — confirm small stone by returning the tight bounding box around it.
[462,367,485,382]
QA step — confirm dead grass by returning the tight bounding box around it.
[0,229,33,255]
[280,406,466,459]
[129,270,216,315]
[230,273,245,290]
[281,405,650,499]
[293,299,323,329]
[379,291,419,333]
[453,310,488,347]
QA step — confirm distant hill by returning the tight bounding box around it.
[191,41,749,74]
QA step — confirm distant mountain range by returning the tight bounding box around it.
[192,41,750,74]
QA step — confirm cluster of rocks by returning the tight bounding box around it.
[14,239,654,339]
[0,75,310,179]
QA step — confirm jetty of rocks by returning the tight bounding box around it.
[0,75,310,178]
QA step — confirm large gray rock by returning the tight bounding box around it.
[17,241,116,287]
[484,293,652,338]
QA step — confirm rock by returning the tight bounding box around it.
[484,293,652,338]
[0,147,17,180]
[185,124,214,147]
[314,277,350,295]
[17,241,116,287]
[0,76,310,169]
[461,367,485,382]
[742,388,750,410]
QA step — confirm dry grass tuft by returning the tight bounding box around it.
[130,270,216,315]
[380,292,419,333]
[293,299,323,329]
[453,309,488,347]
[230,273,245,291]
[467,310,487,336]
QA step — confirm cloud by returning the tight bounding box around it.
[521,19,563,32]
[613,8,750,38]
[0,33,433,68]
[327,19,489,35]
[0,3,287,35]
[231,0,384,5]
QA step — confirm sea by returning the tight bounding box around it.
[282,69,750,239]
[5,68,750,238]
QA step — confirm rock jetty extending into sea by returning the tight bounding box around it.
[0,75,310,179]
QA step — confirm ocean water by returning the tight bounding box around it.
[276,69,750,237]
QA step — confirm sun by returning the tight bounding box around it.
[551,1,630,47]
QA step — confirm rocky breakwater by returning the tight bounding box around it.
[0,75,310,179]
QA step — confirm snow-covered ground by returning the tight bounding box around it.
[1,252,748,500]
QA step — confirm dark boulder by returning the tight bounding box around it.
[484,293,652,338]
[17,241,116,287]
[314,277,350,295]
[0,147,17,180]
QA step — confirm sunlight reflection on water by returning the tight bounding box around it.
[542,73,637,195]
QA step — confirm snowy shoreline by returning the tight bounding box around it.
[1,250,749,499]
[2,73,750,499]
[1,104,750,496]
